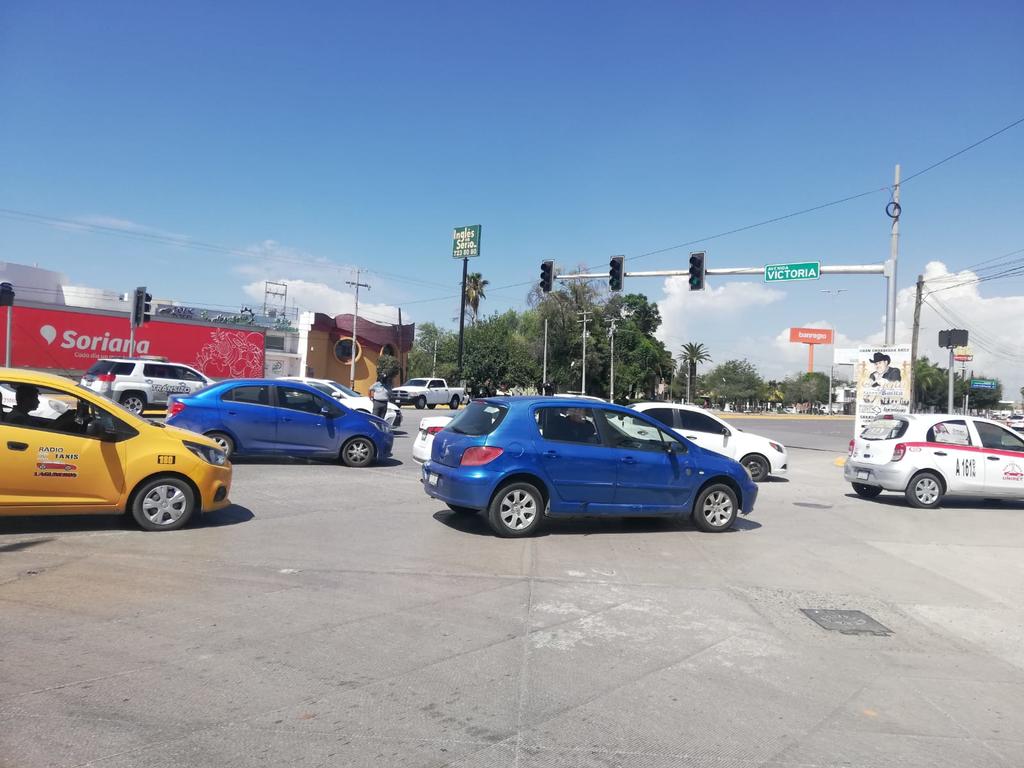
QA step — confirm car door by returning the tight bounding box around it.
[598,409,697,514]
[0,383,126,510]
[532,406,617,513]
[273,385,339,454]
[141,363,177,405]
[924,419,984,494]
[175,365,210,396]
[971,420,1024,498]
[219,384,277,452]
[677,409,736,459]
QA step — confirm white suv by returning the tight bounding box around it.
[846,414,1024,508]
[80,359,212,415]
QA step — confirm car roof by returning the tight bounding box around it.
[633,401,711,412]
[0,368,81,388]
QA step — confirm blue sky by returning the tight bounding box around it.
[1,1,1023,388]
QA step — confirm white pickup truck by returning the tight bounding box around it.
[390,378,467,410]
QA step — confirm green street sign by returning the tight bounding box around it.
[970,379,997,390]
[764,261,821,283]
[452,225,482,259]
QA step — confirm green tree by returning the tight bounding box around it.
[913,357,946,410]
[679,342,712,403]
[705,360,763,407]
[408,322,458,380]
[464,272,489,323]
[375,353,400,384]
[782,372,829,407]
[463,310,540,392]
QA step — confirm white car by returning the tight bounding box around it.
[413,416,453,463]
[845,414,1024,508]
[0,383,70,420]
[80,358,212,415]
[631,402,788,482]
[279,377,402,427]
[1008,415,1024,432]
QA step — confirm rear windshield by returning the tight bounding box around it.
[860,418,909,440]
[447,401,508,436]
[86,361,134,375]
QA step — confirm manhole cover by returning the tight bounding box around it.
[801,609,892,636]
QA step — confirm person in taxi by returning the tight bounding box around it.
[5,384,45,427]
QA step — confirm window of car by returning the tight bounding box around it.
[678,410,723,434]
[222,385,270,406]
[277,386,329,414]
[330,381,361,398]
[143,363,176,379]
[0,380,125,439]
[428,380,443,388]
[307,382,336,397]
[86,361,136,376]
[600,411,679,452]
[534,406,601,445]
[861,418,910,441]
[448,401,508,435]
[642,407,678,430]
[175,366,206,382]
[974,421,1024,452]
[927,420,972,446]
[405,379,428,388]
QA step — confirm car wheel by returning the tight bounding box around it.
[852,482,883,499]
[205,432,234,458]
[416,396,427,410]
[740,453,770,482]
[131,477,195,531]
[692,483,738,532]
[119,391,147,415]
[427,403,436,410]
[487,482,544,538]
[341,436,376,468]
[446,503,477,515]
[449,396,460,410]
[905,471,944,509]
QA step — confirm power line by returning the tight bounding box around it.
[900,115,1024,185]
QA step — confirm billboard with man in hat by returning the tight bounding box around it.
[854,345,912,435]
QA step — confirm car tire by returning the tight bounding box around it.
[691,483,738,532]
[130,476,196,531]
[427,403,436,410]
[119,391,148,415]
[487,481,544,538]
[446,503,477,515]
[852,482,883,499]
[449,396,460,410]
[740,453,770,482]
[341,436,376,468]
[205,432,234,458]
[416,396,427,410]
[905,471,944,509]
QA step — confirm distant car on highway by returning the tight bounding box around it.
[279,376,402,427]
[846,414,1024,508]
[166,379,393,467]
[631,402,787,482]
[421,397,757,537]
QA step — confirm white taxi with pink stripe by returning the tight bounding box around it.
[845,414,1024,508]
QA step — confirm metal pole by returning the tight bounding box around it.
[885,164,901,344]
[686,366,691,404]
[129,320,135,358]
[581,314,588,394]
[4,306,11,367]
[456,256,469,377]
[947,346,955,414]
[910,273,924,410]
[346,269,371,388]
[828,364,834,416]
[608,321,616,403]
[542,318,548,385]
[964,390,969,416]
[432,337,437,377]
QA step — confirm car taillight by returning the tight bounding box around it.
[461,446,503,466]
[426,426,445,435]
[848,439,855,457]
[98,374,116,383]
[167,401,186,417]
[891,443,906,462]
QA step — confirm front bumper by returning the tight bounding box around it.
[421,461,496,510]
[193,462,233,512]
[740,478,759,514]
[844,460,912,491]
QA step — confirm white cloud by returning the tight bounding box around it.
[242,278,401,325]
[657,277,785,349]
[66,214,191,243]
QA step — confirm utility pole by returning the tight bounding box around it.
[346,269,371,388]
[431,337,438,377]
[947,345,955,415]
[608,320,618,403]
[821,289,847,415]
[910,273,924,410]
[577,310,591,394]
[542,318,548,386]
[885,164,901,344]
[456,256,469,378]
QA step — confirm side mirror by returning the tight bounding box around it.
[721,427,731,437]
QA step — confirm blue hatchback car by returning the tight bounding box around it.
[422,397,757,537]
[166,379,393,467]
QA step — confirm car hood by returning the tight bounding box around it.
[149,421,221,450]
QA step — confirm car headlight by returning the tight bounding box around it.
[370,419,391,434]
[184,440,228,466]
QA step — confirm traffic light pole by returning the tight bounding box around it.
[556,264,887,280]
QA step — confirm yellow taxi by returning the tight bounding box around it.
[0,368,231,531]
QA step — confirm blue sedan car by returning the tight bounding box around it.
[422,397,757,537]
[166,379,393,467]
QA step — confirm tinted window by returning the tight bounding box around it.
[643,407,677,429]
[448,401,508,436]
[1,380,124,439]
[534,407,600,445]
[862,418,910,440]
[86,361,136,376]
[223,386,270,405]
[143,364,176,379]
[975,421,1024,452]
[405,379,428,387]
[307,382,336,396]
[330,381,360,398]
[600,411,676,452]
[278,387,327,414]
[176,366,205,382]
[927,420,971,446]
[679,410,723,433]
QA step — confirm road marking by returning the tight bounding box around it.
[834,457,847,467]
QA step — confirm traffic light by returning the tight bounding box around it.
[0,282,14,307]
[688,251,705,291]
[132,286,153,327]
[608,255,624,292]
[540,261,554,293]
[938,329,968,348]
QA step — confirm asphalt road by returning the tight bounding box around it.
[724,414,855,454]
[2,410,1024,767]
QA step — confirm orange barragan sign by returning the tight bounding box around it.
[789,327,834,344]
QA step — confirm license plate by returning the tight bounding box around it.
[429,473,439,486]
[857,470,869,480]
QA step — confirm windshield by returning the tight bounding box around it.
[447,401,508,435]
[403,379,429,387]
[860,418,909,441]
[329,381,361,398]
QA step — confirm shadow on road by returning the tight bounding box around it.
[0,537,55,553]
[844,493,1024,510]
[231,456,403,469]
[433,510,763,536]
[0,505,254,535]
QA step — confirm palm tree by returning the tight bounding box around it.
[464,272,489,323]
[679,342,712,403]
[913,357,946,411]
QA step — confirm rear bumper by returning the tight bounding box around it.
[421,461,496,510]
[844,460,911,490]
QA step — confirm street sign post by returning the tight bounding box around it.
[452,225,481,259]
[970,379,997,390]
[765,261,821,283]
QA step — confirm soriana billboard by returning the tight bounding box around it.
[0,304,264,378]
